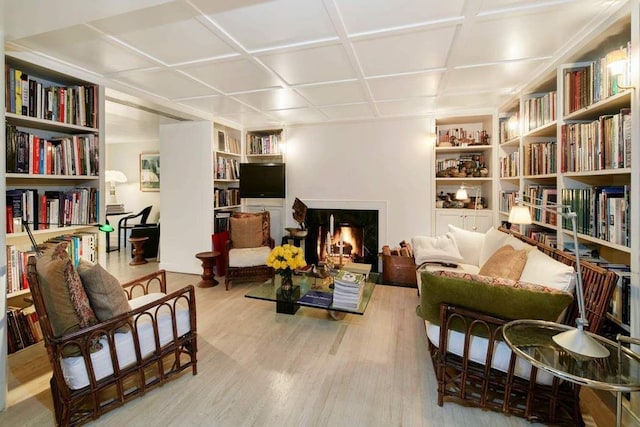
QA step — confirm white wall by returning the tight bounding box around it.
[105,141,161,224]
[285,117,433,247]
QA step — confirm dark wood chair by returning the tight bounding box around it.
[225,211,274,290]
[117,205,152,251]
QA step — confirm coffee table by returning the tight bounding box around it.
[245,273,375,319]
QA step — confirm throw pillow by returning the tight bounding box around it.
[520,249,576,292]
[478,227,509,267]
[232,211,271,246]
[231,215,263,248]
[447,224,485,266]
[77,259,132,324]
[415,270,574,331]
[412,234,464,266]
[478,245,528,280]
[35,242,101,356]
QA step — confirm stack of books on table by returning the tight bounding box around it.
[106,204,125,214]
[332,270,365,310]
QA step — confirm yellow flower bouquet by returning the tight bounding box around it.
[266,244,306,289]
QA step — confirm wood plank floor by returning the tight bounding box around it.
[2,250,604,426]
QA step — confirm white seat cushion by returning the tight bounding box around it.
[229,246,271,267]
[425,320,554,385]
[60,293,191,390]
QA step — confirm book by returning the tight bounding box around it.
[298,290,333,308]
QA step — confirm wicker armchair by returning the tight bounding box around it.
[27,258,197,426]
[225,211,275,290]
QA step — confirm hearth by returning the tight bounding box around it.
[304,208,379,272]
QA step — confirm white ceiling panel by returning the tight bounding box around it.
[336,0,465,35]
[114,69,217,100]
[444,61,546,93]
[90,2,236,65]
[269,107,327,124]
[294,81,368,106]
[353,26,457,76]
[203,0,337,51]
[176,96,255,115]
[318,103,376,120]
[258,44,357,85]
[179,58,282,93]
[436,92,512,114]
[218,111,282,128]
[376,97,436,117]
[449,3,606,66]
[11,25,159,75]
[367,72,443,100]
[233,89,310,111]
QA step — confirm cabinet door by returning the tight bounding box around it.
[466,210,492,233]
[435,209,493,235]
[434,210,465,235]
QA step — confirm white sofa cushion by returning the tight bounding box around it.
[447,225,485,266]
[425,321,554,385]
[520,249,576,292]
[229,246,272,267]
[412,234,464,266]
[60,292,191,390]
[478,228,509,267]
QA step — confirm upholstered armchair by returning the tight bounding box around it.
[225,211,275,290]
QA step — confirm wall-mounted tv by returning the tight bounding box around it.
[239,162,286,198]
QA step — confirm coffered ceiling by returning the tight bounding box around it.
[3,0,630,129]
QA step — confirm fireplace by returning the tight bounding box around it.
[304,208,379,272]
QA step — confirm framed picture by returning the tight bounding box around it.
[217,130,227,152]
[140,152,160,191]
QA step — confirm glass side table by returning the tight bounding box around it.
[503,319,640,426]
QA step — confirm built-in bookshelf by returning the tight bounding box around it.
[213,122,242,217]
[4,55,104,353]
[432,116,495,235]
[246,129,282,158]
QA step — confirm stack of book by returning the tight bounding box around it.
[332,270,365,310]
[106,204,125,214]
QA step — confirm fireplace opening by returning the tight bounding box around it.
[304,208,378,272]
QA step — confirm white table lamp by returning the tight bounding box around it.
[508,196,609,358]
[105,170,128,205]
[455,184,482,231]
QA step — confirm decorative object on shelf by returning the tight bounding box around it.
[508,196,609,358]
[266,244,306,292]
[139,152,160,191]
[105,170,128,205]
[216,130,227,151]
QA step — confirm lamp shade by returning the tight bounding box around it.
[455,187,468,200]
[105,170,128,184]
[508,205,532,225]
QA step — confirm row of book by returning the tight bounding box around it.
[214,211,231,233]
[214,188,240,209]
[524,228,558,248]
[523,91,557,132]
[7,231,97,296]
[216,156,240,180]
[437,127,489,145]
[499,191,518,214]
[332,270,365,310]
[7,305,43,354]
[246,133,280,155]
[524,140,556,176]
[561,185,630,246]
[499,113,519,143]
[525,185,558,225]
[6,188,99,234]
[499,151,519,177]
[6,125,100,176]
[608,267,632,328]
[560,109,631,173]
[564,42,631,114]
[4,65,98,128]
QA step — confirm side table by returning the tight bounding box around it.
[195,251,220,288]
[129,237,149,265]
[503,319,640,426]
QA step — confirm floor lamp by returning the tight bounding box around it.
[455,184,482,231]
[508,197,609,358]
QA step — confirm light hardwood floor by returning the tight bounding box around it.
[2,250,607,426]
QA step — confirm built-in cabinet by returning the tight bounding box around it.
[3,55,105,353]
[432,115,495,235]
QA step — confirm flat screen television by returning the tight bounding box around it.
[239,162,286,198]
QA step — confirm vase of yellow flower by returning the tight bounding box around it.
[266,244,306,292]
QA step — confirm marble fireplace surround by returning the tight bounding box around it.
[302,199,388,272]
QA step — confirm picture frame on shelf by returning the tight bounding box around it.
[217,130,227,152]
[140,152,160,191]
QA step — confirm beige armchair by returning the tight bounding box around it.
[225,211,274,290]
